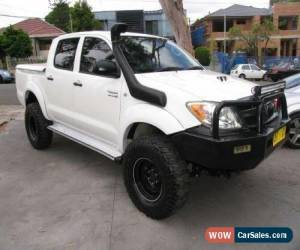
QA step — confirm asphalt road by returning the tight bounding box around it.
[0,83,19,105]
[0,117,299,250]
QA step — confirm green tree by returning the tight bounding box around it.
[271,0,300,4]
[45,0,71,32]
[70,0,102,32]
[195,47,211,66]
[0,26,32,58]
[229,20,276,61]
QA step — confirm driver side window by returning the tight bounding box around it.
[80,37,119,77]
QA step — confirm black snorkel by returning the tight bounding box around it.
[111,23,167,107]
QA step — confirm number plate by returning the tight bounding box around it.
[273,126,286,147]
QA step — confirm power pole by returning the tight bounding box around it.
[224,15,226,54]
[69,12,73,32]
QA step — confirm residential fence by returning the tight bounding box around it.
[5,56,47,73]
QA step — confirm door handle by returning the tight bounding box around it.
[47,76,54,81]
[73,81,83,87]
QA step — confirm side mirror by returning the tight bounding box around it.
[97,60,119,76]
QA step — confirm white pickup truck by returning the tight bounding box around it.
[16,24,290,219]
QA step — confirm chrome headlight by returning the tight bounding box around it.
[187,101,242,129]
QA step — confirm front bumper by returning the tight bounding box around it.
[172,82,290,171]
[172,122,289,171]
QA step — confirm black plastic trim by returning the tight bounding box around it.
[111,23,167,107]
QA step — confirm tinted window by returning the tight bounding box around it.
[120,36,202,74]
[80,37,117,77]
[54,38,79,70]
[250,65,260,70]
[242,65,250,70]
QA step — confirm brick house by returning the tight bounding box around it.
[196,3,300,57]
[12,18,65,57]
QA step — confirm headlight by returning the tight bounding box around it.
[187,101,242,129]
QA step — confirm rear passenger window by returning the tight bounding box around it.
[54,38,80,71]
[242,65,250,70]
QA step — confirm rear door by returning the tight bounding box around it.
[241,64,251,78]
[45,37,80,125]
[72,36,123,146]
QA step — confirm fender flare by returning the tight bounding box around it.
[119,104,184,152]
[24,82,49,120]
[288,104,300,116]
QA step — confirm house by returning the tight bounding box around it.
[94,10,173,38]
[12,18,65,57]
[195,3,300,57]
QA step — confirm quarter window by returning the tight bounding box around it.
[54,38,79,71]
[80,37,118,77]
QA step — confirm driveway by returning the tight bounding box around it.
[0,108,299,250]
[0,83,19,105]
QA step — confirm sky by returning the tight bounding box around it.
[0,0,270,28]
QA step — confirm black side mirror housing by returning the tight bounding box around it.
[97,60,120,77]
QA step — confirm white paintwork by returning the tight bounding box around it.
[230,64,267,80]
[286,85,300,115]
[16,31,262,159]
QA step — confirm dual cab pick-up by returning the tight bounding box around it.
[16,24,290,219]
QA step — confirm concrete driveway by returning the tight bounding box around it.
[0,109,299,250]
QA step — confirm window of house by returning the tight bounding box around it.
[279,16,298,30]
[145,20,159,35]
[212,19,233,32]
[261,16,273,25]
[54,38,80,71]
[236,19,246,25]
[39,40,52,51]
[80,37,118,77]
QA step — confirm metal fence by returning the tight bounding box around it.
[5,56,47,73]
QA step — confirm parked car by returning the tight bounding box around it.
[230,64,267,80]
[15,24,289,219]
[284,73,300,148]
[0,69,14,83]
[268,62,300,82]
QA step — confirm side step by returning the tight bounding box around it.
[48,123,122,161]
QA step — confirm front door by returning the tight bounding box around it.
[72,36,122,146]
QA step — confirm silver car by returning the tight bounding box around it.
[285,73,300,148]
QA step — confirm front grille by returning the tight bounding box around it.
[236,98,281,132]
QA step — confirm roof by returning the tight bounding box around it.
[208,4,272,18]
[55,31,163,42]
[13,18,65,38]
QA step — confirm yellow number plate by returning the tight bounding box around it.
[273,126,286,147]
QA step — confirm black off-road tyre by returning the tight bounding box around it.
[286,112,300,149]
[123,136,189,220]
[25,102,53,150]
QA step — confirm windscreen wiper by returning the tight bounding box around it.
[157,67,184,72]
[187,66,204,70]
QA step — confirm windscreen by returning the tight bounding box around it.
[120,36,203,74]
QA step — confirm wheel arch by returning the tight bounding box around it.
[119,104,184,152]
[24,86,49,120]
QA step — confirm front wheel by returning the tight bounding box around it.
[286,113,300,149]
[123,136,189,219]
[25,102,53,150]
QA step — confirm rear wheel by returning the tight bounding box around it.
[25,102,53,150]
[0,76,3,84]
[123,136,189,219]
[239,74,246,79]
[286,113,300,149]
